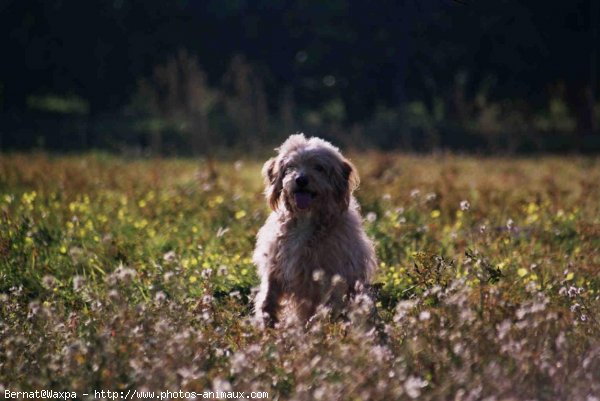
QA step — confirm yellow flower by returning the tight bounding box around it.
[431,210,441,219]
[209,195,225,208]
[189,276,197,283]
[235,210,247,220]
[565,272,574,281]
[517,268,528,277]
[526,202,538,215]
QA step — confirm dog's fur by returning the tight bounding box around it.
[253,134,377,326]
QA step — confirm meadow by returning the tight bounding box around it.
[1,152,599,400]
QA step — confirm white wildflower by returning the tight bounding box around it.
[404,376,428,399]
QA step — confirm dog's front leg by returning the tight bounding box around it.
[255,275,283,327]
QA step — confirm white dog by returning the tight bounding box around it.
[253,134,377,326]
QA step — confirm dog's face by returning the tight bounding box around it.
[263,134,359,215]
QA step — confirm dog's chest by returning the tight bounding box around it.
[277,219,331,283]
[287,218,314,246]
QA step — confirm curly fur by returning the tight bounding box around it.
[253,134,377,326]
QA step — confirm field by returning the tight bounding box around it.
[1,152,599,400]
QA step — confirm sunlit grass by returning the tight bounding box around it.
[1,152,599,399]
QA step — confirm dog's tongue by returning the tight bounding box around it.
[295,192,312,209]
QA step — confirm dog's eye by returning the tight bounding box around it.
[314,164,325,173]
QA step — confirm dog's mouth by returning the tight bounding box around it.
[293,190,316,210]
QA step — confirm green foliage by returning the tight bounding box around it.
[26,94,90,115]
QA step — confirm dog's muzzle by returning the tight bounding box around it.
[294,190,315,210]
[292,174,316,210]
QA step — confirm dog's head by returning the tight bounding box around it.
[262,134,359,215]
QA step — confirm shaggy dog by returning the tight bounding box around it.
[253,134,377,327]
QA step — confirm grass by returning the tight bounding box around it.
[1,152,599,400]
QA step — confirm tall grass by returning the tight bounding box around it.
[1,153,599,399]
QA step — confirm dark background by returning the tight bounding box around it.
[1,0,599,154]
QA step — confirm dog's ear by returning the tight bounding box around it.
[333,158,360,211]
[344,159,360,192]
[262,157,277,185]
[262,157,283,210]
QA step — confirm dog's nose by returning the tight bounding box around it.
[295,175,309,188]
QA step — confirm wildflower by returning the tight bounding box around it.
[312,269,325,281]
[460,200,470,211]
[404,376,428,399]
[28,301,41,318]
[419,310,431,321]
[517,268,528,277]
[332,274,344,286]
[366,212,377,223]
[154,291,167,303]
[567,286,583,298]
[426,192,437,202]
[42,275,57,289]
[430,210,441,219]
[506,218,514,230]
[163,251,177,263]
[410,189,420,198]
[107,264,136,285]
[230,352,247,374]
[72,275,85,292]
[212,377,232,393]
[496,320,512,340]
[394,300,418,322]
